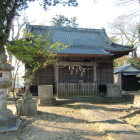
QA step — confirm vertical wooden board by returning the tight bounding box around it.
[65,83,67,97]
[90,83,92,95]
[77,83,79,97]
[108,68,114,84]
[100,68,108,84]
[72,83,74,96]
[58,83,60,97]
[97,68,100,84]
[82,83,83,96]
[89,69,94,83]
[84,83,86,96]
[87,83,89,96]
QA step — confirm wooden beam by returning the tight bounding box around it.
[59,62,94,66]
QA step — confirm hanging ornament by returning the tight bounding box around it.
[83,69,85,73]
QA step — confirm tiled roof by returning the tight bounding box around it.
[27,25,133,56]
[52,45,111,55]
[114,64,132,73]
[114,63,140,73]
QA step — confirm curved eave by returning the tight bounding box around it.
[111,42,133,49]
[109,49,133,54]
[56,54,112,57]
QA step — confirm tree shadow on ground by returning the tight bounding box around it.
[55,103,129,113]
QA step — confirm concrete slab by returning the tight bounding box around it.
[0,119,22,133]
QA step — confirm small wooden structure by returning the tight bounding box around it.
[114,63,140,91]
[26,25,133,97]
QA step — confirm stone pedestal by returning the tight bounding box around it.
[0,109,17,127]
[38,85,57,106]
[17,98,37,116]
[105,84,124,103]
[0,52,22,131]
[17,70,37,116]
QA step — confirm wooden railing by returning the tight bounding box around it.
[58,83,98,97]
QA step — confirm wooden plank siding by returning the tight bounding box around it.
[27,60,114,96]
[97,61,114,84]
[32,66,54,86]
[58,83,98,97]
[59,66,87,83]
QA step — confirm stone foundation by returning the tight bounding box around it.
[17,98,37,116]
[38,98,57,106]
[0,109,17,127]
[105,84,123,103]
[105,96,124,103]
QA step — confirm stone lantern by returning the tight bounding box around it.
[17,69,37,115]
[0,52,21,131]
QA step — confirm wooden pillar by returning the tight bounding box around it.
[87,69,90,83]
[120,72,122,90]
[93,62,97,83]
[54,65,59,96]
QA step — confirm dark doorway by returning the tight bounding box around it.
[122,75,140,91]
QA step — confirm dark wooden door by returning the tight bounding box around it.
[122,75,140,91]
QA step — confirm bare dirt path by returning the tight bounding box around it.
[0,102,105,140]
[1,101,140,140]
[80,102,140,140]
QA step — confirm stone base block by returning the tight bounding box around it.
[0,119,22,133]
[0,109,17,127]
[0,100,7,110]
[0,109,13,118]
[105,96,124,103]
[0,116,17,127]
[38,98,57,106]
[17,98,37,116]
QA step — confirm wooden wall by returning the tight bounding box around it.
[30,60,114,85]
[97,61,114,84]
[59,66,87,83]
[32,66,54,86]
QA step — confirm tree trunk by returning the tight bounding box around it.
[132,49,137,58]
[0,38,6,54]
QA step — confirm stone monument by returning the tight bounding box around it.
[133,92,140,105]
[17,69,37,115]
[105,84,124,103]
[0,52,21,132]
[38,85,57,105]
[133,74,140,105]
